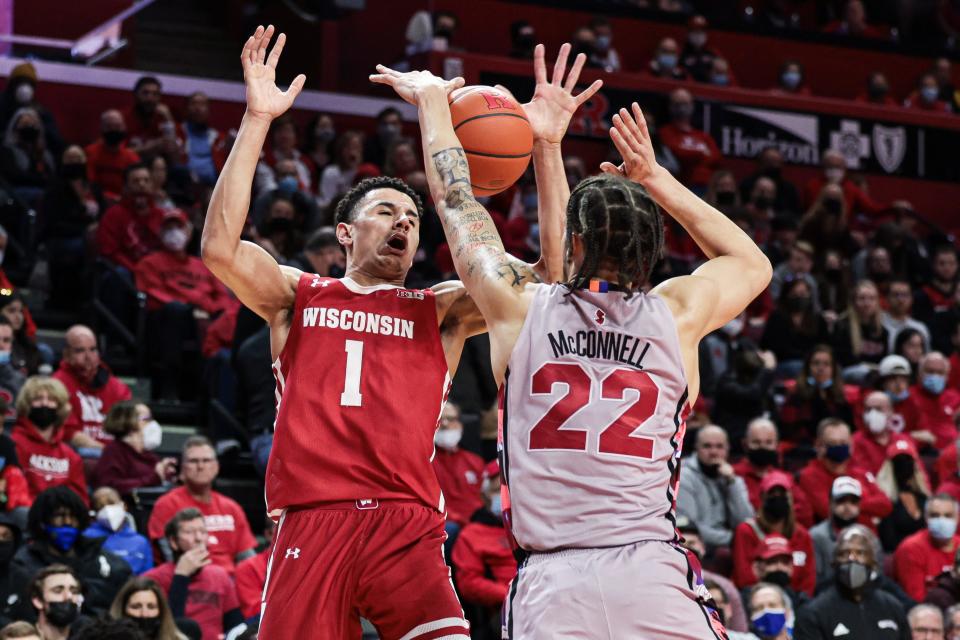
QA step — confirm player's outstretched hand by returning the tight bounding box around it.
[599,103,663,186]
[242,25,306,122]
[369,65,464,105]
[517,43,603,146]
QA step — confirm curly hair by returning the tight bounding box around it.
[333,176,424,226]
[563,174,664,296]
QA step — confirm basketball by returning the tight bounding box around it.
[448,85,533,196]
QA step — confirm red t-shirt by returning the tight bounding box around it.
[797,459,891,524]
[658,123,721,188]
[850,430,913,476]
[893,530,959,601]
[731,520,816,596]
[11,419,87,505]
[450,520,518,607]
[96,201,165,271]
[134,251,231,314]
[84,140,140,198]
[53,362,132,444]
[147,486,257,575]
[432,448,485,527]
[908,385,960,449]
[731,459,815,528]
[143,562,239,640]
[235,548,269,618]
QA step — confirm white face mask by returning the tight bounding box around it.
[96,503,126,532]
[142,420,162,451]
[15,83,34,105]
[863,409,888,434]
[161,227,190,252]
[434,429,462,450]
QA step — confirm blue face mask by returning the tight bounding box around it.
[807,376,833,389]
[0,351,10,365]
[782,71,802,89]
[595,35,611,51]
[923,374,946,395]
[921,86,940,104]
[658,53,678,69]
[751,608,788,638]
[711,74,729,86]
[489,495,503,517]
[929,516,958,540]
[824,444,851,463]
[277,175,299,196]
[45,525,79,552]
[887,389,910,403]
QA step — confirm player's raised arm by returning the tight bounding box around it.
[201,26,306,323]
[601,103,772,337]
[519,43,602,282]
[370,66,533,324]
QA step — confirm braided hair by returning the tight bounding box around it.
[564,174,664,296]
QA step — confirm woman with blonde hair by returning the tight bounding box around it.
[832,279,890,379]
[9,376,87,503]
[110,576,189,640]
[877,439,931,553]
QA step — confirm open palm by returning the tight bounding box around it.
[519,44,603,145]
[241,25,306,120]
[600,103,661,185]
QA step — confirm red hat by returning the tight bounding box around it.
[481,460,500,493]
[886,438,918,460]
[352,163,381,183]
[760,470,793,494]
[756,535,792,561]
[161,208,189,226]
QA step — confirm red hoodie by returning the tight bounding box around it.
[53,361,132,444]
[11,419,87,505]
[451,511,517,607]
[797,458,891,524]
[235,548,269,619]
[731,520,816,596]
[1,464,31,510]
[731,460,815,528]
[432,448,485,527]
[134,250,230,314]
[96,199,165,271]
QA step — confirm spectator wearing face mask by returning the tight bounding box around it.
[796,525,909,640]
[677,425,755,551]
[803,150,888,216]
[85,109,141,200]
[742,537,811,614]
[508,20,536,60]
[569,26,601,69]
[895,493,960,601]
[0,62,63,155]
[27,565,87,640]
[432,402,484,535]
[97,163,165,272]
[11,487,131,616]
[744,176,779,246]
[739,148,800,218]
[779,345,854,453]
[853,391,914,476]
[905,73,953,113]
[364,108,402,170]
[94,401,175,496]
[0,107,56,195]
[288,227,346,279]
[0,317,26,409]
[254,196,305,266]
[769,242,820,309]
[108,577,191,640]
[916,246,959,326]
[251,159,320,230]
[705,57,738,88]
[833,280,890,372]
[681,15,725,82]
[11,377,86,504]
[302,112,335,186]
[658,88,719,191]
[712,350,776,449]
[857,71,898,106]
[907,352,960,451]
[876,439,931,553]
[176,92,226,187]
[771,60,811,96]
[261,114,314,194]
[823,0,889,39]
[677,517,749,633]
[52,325,132,453]
[744,582,795,640]
[733,473,816,597]
[123,77,177,160]
[588,17,621,72]
[645,37,687,80]
[761,282,831,380]
[810,477,862,590]
[451,460,517,636]
[82,487,152,575]
[798,418,892,523]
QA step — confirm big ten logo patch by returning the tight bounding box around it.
[481,92,517,111]
[397,289,425,300]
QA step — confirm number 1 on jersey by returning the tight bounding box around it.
[340,339,364,406]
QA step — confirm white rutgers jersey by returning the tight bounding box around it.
[498,283,691,552]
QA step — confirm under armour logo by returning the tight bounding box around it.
[595,310,605,325]
[310,279,331,288]
[285,547,301,559]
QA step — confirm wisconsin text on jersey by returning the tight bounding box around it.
[302,306,415,339]
[547,328,651,369]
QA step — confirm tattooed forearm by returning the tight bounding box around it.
[432,148,471,190]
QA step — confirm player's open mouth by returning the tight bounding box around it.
[385,233,407,253]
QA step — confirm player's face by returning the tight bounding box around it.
[338,188,420,282]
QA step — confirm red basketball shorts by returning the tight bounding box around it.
[259,500,469,639]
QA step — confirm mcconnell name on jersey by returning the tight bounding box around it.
[301,306,415,339]
[546,328,650,370]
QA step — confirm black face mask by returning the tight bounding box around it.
[785,295,811,313]
[747,447,779,468]
[131,615,161,638]
[832,513,858,529]
[46,600,80,628]
[514,33,535,51]
[28,406,58,429]
[17,126,40,143]
[102,130,126,146]
[434,26,454,41]
[868,85,888,101]
[763,494,791,521]
[763,569,791,588]
[60,163,86,181]
[823,198,843,215]
[266,217,294,235]
[0,540,15,565]
[753,196,772,210]
[892,456,915,484]
[825,267,843,282]
[572,41,594,58]
[763,166,782,180]
[715,191,737,207]
[700,462,721,478]
[835,560,872,592]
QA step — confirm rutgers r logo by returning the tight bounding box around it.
[595,310,605,325]
[480,92,516,110]
[285,548,300,559]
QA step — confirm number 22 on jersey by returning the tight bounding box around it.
[528,362,659,459]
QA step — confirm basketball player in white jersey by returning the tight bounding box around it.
[372,65,771,638]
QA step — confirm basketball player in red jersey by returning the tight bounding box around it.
[201,27,601,638]
[373,65,771,636]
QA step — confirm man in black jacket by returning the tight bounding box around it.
[0,510,22,626]
[796,524,909,639]
[9,486,131,618]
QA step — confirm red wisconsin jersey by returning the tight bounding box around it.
[266,275,450,515]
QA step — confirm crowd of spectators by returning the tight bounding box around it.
[0,4,956,638]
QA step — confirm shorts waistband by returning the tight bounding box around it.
[294,498,423,512]
[524,538,670,565]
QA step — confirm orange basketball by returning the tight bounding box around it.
[449,85,533,196]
